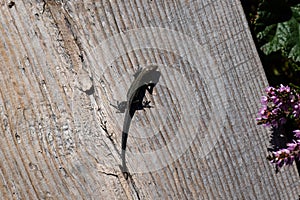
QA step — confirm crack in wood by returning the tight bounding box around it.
[98,171,118,178]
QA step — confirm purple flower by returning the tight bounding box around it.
[261,96,268,105]
[294,130,300,138]
[271,107,280,115]
[270,96,279,104]
[259,106,267,116]
[287,142,297,151]
[265,86,275,94]
[293,103,300,118]
[278,84,290,93]
[257,84,300,170]
[269,140,300,169]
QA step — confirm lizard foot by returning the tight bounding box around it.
[142,100,153,109]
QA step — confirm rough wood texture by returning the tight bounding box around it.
[0,0,299,199]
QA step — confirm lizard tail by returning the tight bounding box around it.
[121,131,129,176]
[122,131,128,150]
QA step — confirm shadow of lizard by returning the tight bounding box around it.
[111,65,161,179]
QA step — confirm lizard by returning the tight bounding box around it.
[111,65,161,178]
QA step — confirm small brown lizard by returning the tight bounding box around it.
[111,65,160,178]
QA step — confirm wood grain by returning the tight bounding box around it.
[0,0,298,199]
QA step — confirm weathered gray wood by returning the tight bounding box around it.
[0,0,299,199]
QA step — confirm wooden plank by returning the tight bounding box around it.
[0,0,298,199]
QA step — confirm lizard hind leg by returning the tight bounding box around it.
[110,101,127,113]
[117,101,127,113]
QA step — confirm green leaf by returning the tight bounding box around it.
[255,2,300,62]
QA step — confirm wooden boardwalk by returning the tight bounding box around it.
[0,1,298,199]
